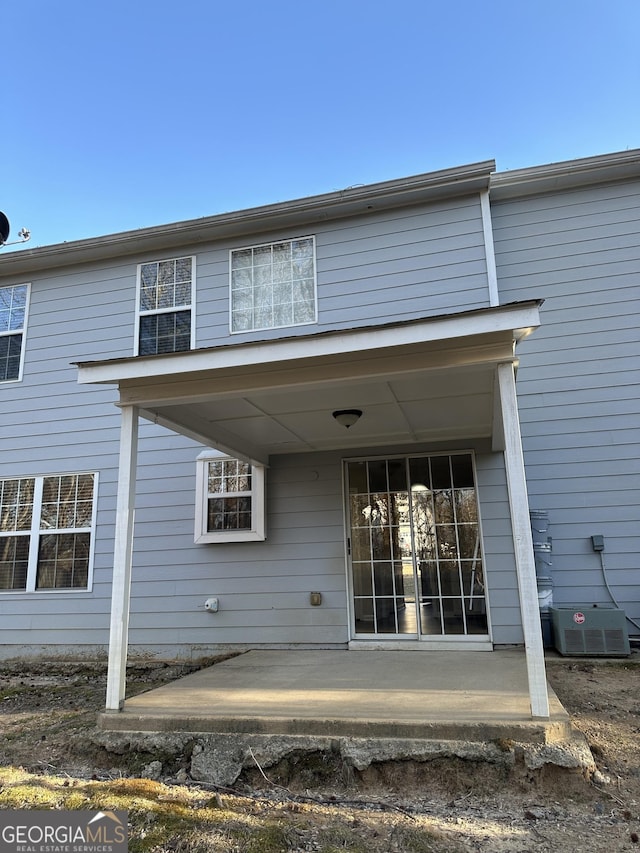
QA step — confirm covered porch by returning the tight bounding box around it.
[77,301,550,720]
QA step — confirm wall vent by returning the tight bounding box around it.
[551,606,630,657]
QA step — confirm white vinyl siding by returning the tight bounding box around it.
[0,283,30,382]
[493,179,640,624]
[230,236,317,333]
[192,197,489,347]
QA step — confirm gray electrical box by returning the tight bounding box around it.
[550,605,630,657]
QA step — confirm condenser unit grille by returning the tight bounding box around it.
[551,607,630,657]
[604,629,630,655]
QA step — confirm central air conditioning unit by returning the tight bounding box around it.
[550,605,630,657]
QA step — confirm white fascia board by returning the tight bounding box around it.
[78,302,541,386]
[491,148,640,200]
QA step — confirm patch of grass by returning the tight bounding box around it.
[315,823,369,852]
[0,770,310,853]
[128,811,205,853]
[0,782,66,809]
[1,715,46,740]
[0,771,229,852]
[0,686,33,700]
[0,766,474,853]
[228,822,292,853]
[392,825,456,852]
[600,659,640,669]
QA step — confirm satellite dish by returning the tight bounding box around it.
[0,212,9,245]
[0,214,29,247]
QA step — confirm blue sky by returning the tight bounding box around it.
[2,0,639,249]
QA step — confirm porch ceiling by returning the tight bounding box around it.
[77,302,541,464]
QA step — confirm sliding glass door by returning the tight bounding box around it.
[346,453,488,638]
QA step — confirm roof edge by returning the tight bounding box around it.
[0,160,494,278]
[75,300,542,381]
[490,148,640,200]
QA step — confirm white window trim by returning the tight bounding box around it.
[0,281,31,383]
[134,256,196,356]
[0,471,99,594]
[228,235,318,334]
[195,452,266,543]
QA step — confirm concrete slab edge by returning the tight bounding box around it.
[92,729,596,790]
[97,713,572,745]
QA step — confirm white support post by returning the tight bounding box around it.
[105,405,139,711]
[497,363,550,719]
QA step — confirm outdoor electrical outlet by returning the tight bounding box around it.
[204,597,219,612]
[310,592,322,606]
[591,535,605,552]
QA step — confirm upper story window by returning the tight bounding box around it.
[0,283,30,382]
[0,472,98,592]
[194,454,266,543]
[230,236,317,333]
[136,257,195,355]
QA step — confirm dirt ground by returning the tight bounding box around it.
[1,653,640,852]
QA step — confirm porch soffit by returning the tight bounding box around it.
[76,302,541,461]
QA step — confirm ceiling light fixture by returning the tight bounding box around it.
[332,409,362,429]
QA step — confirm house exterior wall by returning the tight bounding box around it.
[0,264,119,653]
[127,445,522,655]
[493,178,640,627]
[2,156,638,660]
[127,450,347,654]
[0,429,522,657]
[0,256,204,652]
[195,194,491,346]
[1,190,515,658]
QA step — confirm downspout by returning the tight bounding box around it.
[480,189,500,308]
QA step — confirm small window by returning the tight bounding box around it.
[195,454,266,543]
[230,236,317,333]
[0,283,30,382]
[136,257,195,355]
[0,473,98,592]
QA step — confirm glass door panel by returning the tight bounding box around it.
[346,454,488,639]
[347,460,414,635]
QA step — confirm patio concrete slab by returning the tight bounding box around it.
[99,649,572,745]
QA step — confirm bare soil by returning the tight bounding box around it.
[1,653,640,852]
